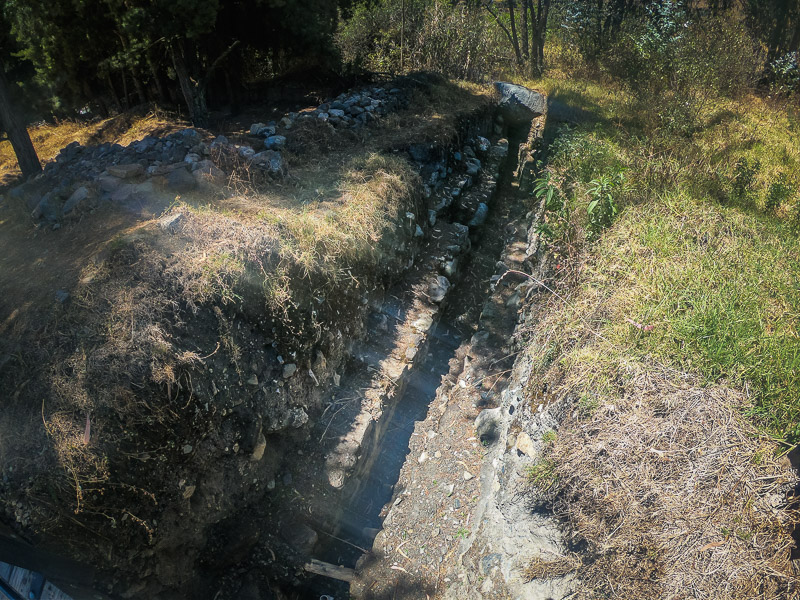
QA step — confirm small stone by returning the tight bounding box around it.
[446,484,454,497]
[432,527,440,537]
[282,471,293,486]
[55,290,70,304]
[418,451,429,464]
[415,225,424,237]
[247,374,259,386]
[182,444,193,454]
[282,363,297,379]
[516,432,536,457]
[435,451,442,459]
[405,346,418,361]
[454,498,461,509]
[266,479,276,490]
[158,212,184,234]
[251,432,267,462]
[182,485,196,499]
[463,471,474,481]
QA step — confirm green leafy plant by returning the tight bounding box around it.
[533,172,564,212]
[586,170,625,240]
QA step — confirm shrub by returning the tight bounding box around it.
[607,3,763,133]
[336,0,508,80]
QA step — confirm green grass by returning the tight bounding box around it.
[523,73,800,442]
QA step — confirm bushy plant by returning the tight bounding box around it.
[769,51,800,96]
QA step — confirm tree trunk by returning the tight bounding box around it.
[507,0,523,65]
[170,43,209,127]
[0,69,41,179]
[105,70,122,112]
[146,50,167,103]
[520,0,530,60]
[530,0,551,78]
[132,73,147,106]
[120,69,130,110]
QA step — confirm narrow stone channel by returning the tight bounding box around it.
[300,118,536,597]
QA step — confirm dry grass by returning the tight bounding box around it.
[532,355,800,600]
[552,360,799,599]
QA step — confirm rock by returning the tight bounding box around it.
[329,108,345,118]
[192,160,226,185]
[97,175,122,193]
[481,553,502,575]
[418,451,429,464]
[159,212,184,234]
[238,146,256,159]
[182,485,196,500]
[465,157,481,177]
[247,374,259,386]
[107,163,144,179]
[264,135,287,150]
[428,275,451,303]
[62,186,88,214]
[31,193,58,222]
[468,203,489,227]
[282,363,297,378]
[317,112,329,121]
[280,521,318,554]
[110,184,135,203]
[279,116,293,129]
[55,290,70,304]
[515,431,536,458]
[476,136,491,153]
[251,432,267,462]
[183,152,201,164]
[249,123,266,135]
[493,81,547,125]
[167,167,198,192]
[210,135,229,148]
[463,471,474,481]
[182,444,193,454]
[415,224,424,237]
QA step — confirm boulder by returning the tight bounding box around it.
[493,81,546,125]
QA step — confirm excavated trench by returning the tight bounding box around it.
[0,84,546,600]
[293,104,543,599]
